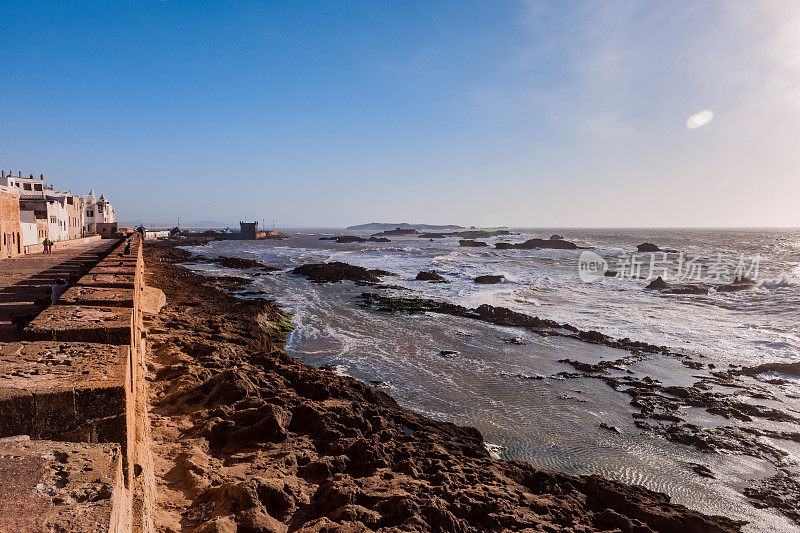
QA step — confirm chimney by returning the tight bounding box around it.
[1,170,4,178]
[40,173,43,180]
[18,171,21,178]
[29,174,33,179]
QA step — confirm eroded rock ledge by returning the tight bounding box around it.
[144,242,743,532]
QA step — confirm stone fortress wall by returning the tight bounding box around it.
[0,233,158,532]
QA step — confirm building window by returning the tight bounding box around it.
[50,216,56,223]
[34,184,42,191]
[87,210,94,217]
[23,183,32,191]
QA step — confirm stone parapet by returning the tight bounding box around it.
[0,233,152,532]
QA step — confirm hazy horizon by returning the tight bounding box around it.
[3,1,798,227]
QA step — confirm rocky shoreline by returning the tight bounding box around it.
[141,241,748,532]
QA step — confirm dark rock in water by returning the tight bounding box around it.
[292,262,389,283]
[646,276,708,294]
[717,277,757,292]
[319,235,367,243]
[505,336,524,345]
[689,463,716,478]
[474,275,503,284]
[439,350,460,357]
[495,242,514,249]
[599,422,622,434]
[664,285,708,295]
[359,293,671,355]
[416,271,447,282]
[459,239,489,247]
[736,361,800,378]
[454,229,510,239]
[604,270,618,277]
[417,232,449,239]
[743,474,800,523]
[372,227,418,236]
[215,256,280,271]
[637,243,661,252]
[336,235,366,243]
[646,276,670,290]
[367,237,391,242]
[578,330,609,343]
[549,234,564,240]
[502,238,578,250]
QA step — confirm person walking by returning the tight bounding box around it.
[42,237,51,254]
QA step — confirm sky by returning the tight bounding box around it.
[1,0,798,228]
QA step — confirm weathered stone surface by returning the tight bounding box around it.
[22,306,133,344]
[0,342,129,441]
[88,265,137,276]
[140,286,166,315]
[0,436,123,533]
[75,273,135,289]
[0,388,34,436]
[57,286,136,307]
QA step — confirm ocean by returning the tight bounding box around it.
[182,228,800,532]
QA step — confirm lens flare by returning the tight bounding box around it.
[686,110,713,129]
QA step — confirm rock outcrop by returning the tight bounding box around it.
[646,276,708,295]
[415,271,447,282]
[497,238,578,250]
[717,277,757,292]
[637,243,661,252]
[458,239,488,247]
[214,256,280,271]
[320,236,367,243]
[474,275,503,284]
[292,262,391,283]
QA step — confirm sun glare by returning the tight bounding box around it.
[686,110,713,129]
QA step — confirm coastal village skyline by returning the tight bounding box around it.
[0,168,117,256]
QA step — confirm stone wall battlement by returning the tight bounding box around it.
[0,234,155,532]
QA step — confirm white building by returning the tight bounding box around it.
[0,171,51,197]
[20,210,43,247]
[83,190,115,235]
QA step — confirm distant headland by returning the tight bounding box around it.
[346,222,465,231]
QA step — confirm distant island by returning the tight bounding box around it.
[346,222,465,231]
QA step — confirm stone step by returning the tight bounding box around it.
[0,436,126,532]
[21,305,134,345]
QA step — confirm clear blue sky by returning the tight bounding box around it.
[2,1,798,227]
